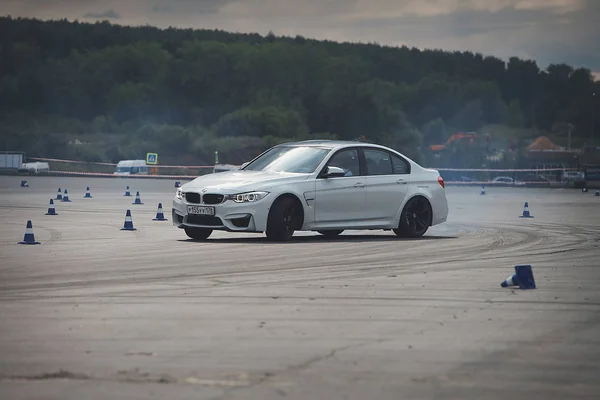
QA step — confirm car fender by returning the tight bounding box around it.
[263,182,315,229]
[392,190,434,223]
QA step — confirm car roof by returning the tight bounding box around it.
[278,139,387,150]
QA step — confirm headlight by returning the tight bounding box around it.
[227,191,269,203]
[175,188,184,200]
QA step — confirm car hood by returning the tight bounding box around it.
[182,170,310,193]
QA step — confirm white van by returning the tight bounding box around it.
[213,164,240,173]
[19,162,50,174]
[114,160,149,175]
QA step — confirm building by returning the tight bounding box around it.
[522,136,580,170]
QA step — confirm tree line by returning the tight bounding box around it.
[1,16,598,166]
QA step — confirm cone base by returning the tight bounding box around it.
[519,215,534,218]
[120,227,137,231]
[18,241,40,245]
[132,202,144,205]
[152,217,168,221]
[45,212,58,216]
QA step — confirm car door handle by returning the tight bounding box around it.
[396,178,407,184]
[354,182,365,188]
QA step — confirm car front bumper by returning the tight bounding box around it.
[172,195,271,232]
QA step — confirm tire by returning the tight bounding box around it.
[184,226,213,240]
[266,196,300,242]
[317,230,344,237]
[393,196,432,238]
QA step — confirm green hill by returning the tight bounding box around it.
[1,16,598,166]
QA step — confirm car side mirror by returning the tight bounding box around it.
[324,166,346,178]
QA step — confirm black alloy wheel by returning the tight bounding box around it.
[317,230,344,237]
[266,197,299,241]
[393,196,432,238]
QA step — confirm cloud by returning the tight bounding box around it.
[0,0,598,72]
[151,0,233,15]
[83,9,120,20]
[152,5,173,13]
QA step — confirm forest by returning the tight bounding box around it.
[1,16,599,167]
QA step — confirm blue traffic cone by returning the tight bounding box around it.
[83,186,92,198]
[56,188,63,200]
[514,264,536,289]
[519,201,534,218]
[124,185,131,196]
[582,187,588,193]
[45,199,58,215]
[480,185,486,195]
[595,190,599,197]
[175,181,181,188]
[501,274,518,288]
[120,209,137,231]
[18,220,41,245]
[61,189,71,202]
[132,191,143,205]
[152,203,168,221]
[501,264,536,289]
[21,180,29,187]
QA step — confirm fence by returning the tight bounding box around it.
[26,157,215,179]
[12,156,584,187]
[438,167,581,187]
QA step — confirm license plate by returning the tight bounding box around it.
[187,205,215,215]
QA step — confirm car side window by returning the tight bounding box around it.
[364,149,393,176]
[391,153,409,174]
[327,149,360,177]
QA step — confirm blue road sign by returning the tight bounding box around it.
[146,153,158,165]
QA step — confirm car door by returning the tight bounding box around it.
[363,148,410,221]
[314,148,368,225]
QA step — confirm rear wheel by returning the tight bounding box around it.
[317,230,344,237]
[184,227,213,240]
[266,197,300,241]
[393,196,432,238]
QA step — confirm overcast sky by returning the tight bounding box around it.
[2,0,599,78]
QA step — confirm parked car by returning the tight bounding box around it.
[488,176,514,186]
[172,140,449,241]
[113,160,149,175]
[519,174,551,187]
[562,171,585,182]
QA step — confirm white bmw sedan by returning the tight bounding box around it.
[172,140,448,241]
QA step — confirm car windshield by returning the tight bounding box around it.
[243,146,330,174]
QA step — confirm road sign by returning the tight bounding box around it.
[146,153,158,165]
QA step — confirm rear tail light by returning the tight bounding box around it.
[438,176,445,188]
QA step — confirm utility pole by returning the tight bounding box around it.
[593,92,596,147]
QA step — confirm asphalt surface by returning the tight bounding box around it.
[1,175,599,400]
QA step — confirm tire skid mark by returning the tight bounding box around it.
[1,218,596,295]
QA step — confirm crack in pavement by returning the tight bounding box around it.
[210,339,389,399]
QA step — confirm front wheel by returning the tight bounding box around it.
[393,196,432,238]
[266,197,300,242]
[184,227,213,240]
